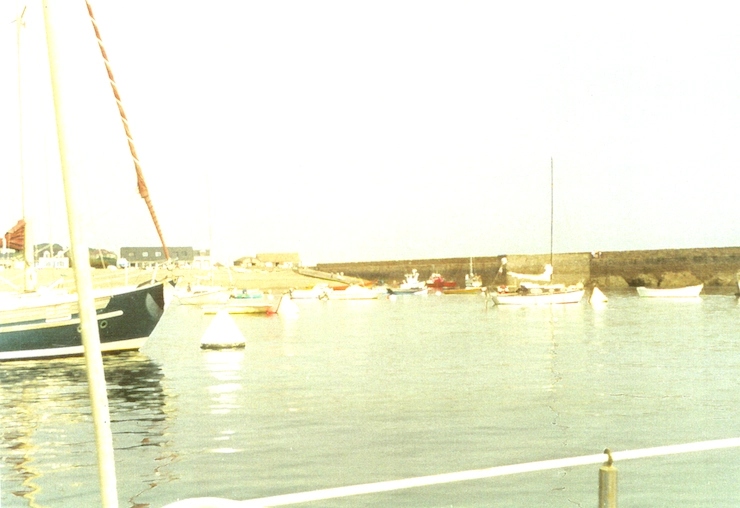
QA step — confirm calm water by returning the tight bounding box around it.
[2,290,740,507]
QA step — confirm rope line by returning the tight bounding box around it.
[84,1,169,260]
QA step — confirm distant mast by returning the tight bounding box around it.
[15,6,36,292]
[84,1,170,261]
[550,157,554,268]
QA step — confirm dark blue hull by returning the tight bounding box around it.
[0,283,165,361]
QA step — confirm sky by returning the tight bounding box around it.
[1,1,739,265]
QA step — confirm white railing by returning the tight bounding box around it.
[161,437,740,508]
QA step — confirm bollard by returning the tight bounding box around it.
[599,448,617,508]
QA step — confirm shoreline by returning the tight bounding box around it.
[0,267,350,293]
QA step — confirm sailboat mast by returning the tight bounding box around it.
[84,1,170,261]
[550,157,554,267]
[15,5,25,217]
[43,3,118,506]
[15,5,36,292]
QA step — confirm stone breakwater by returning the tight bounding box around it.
[316,246,740,288]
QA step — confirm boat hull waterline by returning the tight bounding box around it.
[387,287,428,295]
[0,282,166,361]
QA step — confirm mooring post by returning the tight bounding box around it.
[599,448,617,508]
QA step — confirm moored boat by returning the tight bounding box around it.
[444,261,485,294]
[487,160,584,307]
[0,1,172,365]
[636,284,703,298]
[388,269,428,295]
[289,284,332,299]
[489,282,585,305]
[443,286,486,295]
[426,273,457,289]
[203,291,278,314]
[0,282,166,361]
[172,284,232,305]
[203,299,276,314]
[325,284,381,300]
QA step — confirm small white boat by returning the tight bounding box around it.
[173,285,232,305]
[636,284,703,298]
[489,283,585,306]
[290,284,332,299]
[387,269,428,295]
[325,284,381,300]
[203,296,276,315]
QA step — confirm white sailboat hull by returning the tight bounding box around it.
[636,284,703,298]
[173,287,232,305]
[491,288,585,306]
[326,285,381,300]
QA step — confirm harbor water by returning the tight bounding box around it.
[2,289,739,507]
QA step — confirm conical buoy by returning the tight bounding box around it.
[590,287,608,304]
[200,309,246,349]
[276,293,299,317]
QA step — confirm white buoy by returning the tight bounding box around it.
[200,310,246,349]
[590,287,608,304]
[276,293,299,317]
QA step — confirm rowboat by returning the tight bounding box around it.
[172,285,232,305]
[203,296,276,314]
[635,284,703,298]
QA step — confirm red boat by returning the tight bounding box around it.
[426,273,457,289]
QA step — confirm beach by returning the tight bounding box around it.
[0,266,363,294]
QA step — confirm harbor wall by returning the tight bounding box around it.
[315,246,740,288]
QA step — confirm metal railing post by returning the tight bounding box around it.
[598,448,617,508]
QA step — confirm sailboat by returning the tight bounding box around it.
[487,159,584,306]
[443,258,485,294]
[0,2,167,361]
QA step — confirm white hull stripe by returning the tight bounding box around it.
[0,336,147,360]
[0,310,123,334]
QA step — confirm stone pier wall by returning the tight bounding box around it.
[316,246,740,288]
[588,247,740,287]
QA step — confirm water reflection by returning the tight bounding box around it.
[203,350,245,454]
[0,352,172,507]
